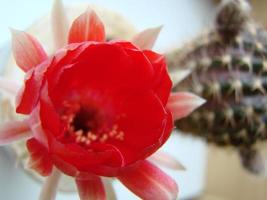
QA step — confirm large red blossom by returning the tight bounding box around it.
[22,39,173,177]
[0,7,205,200]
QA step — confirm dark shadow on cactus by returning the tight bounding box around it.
[167,0,267,175]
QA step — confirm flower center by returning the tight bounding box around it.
[72,107,98,133]
[61,101,124,146]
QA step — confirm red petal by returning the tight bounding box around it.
[26,138,53,176]
[52,155,79,177]
[16,69,38,114]
[167,92,205,120]
[143,49,165,64]
[16,43,85,114]
[30,86,124,177]
[114,92,173,165]
[39,83,62,138]
[154,70,172,106]
[0,120,31,145]
[131,26,162,50]
[27,93,62,149]
[68,8,105,43]
[27,105,50,148]
[110,40,139,50]
[11,29,47,72]
[49,43,155,106]
[118,160,178,200]
[16,58,52,114]
[143,50,172,106]
[51,140,124,177]
[76,176,106,200]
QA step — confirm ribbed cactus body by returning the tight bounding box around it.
[168,0,267,174]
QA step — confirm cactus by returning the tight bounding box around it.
[168,0,267,174]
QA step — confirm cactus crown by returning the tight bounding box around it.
[216,0,251,42]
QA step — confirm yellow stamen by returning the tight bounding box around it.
[75,130,83,136]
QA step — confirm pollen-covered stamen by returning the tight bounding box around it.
[74,124,124,145]
[61,101,124,146]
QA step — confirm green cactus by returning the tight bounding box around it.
[168,0,267,174]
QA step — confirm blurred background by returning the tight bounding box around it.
[0,0,267,200]
[0,0,217,50]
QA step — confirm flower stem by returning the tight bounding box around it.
[39,168,61,200]
[103,178,117,200]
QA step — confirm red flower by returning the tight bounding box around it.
[0,7,205,200]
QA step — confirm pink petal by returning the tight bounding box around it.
[26,138,53,176]
[148,151,186,171]
[76,176,106,200]
[39,168,61,200]
[131,26,162,50]
[0,77,20,95]
[118,160,178,200]
[11,29,48,72]
[170,69,191,87]
[167,92,206,120]
[0,120,31,145]
[68,8,105,43]
[16,58,52,114]
[51,0,69,49]
[15,69,38,114]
